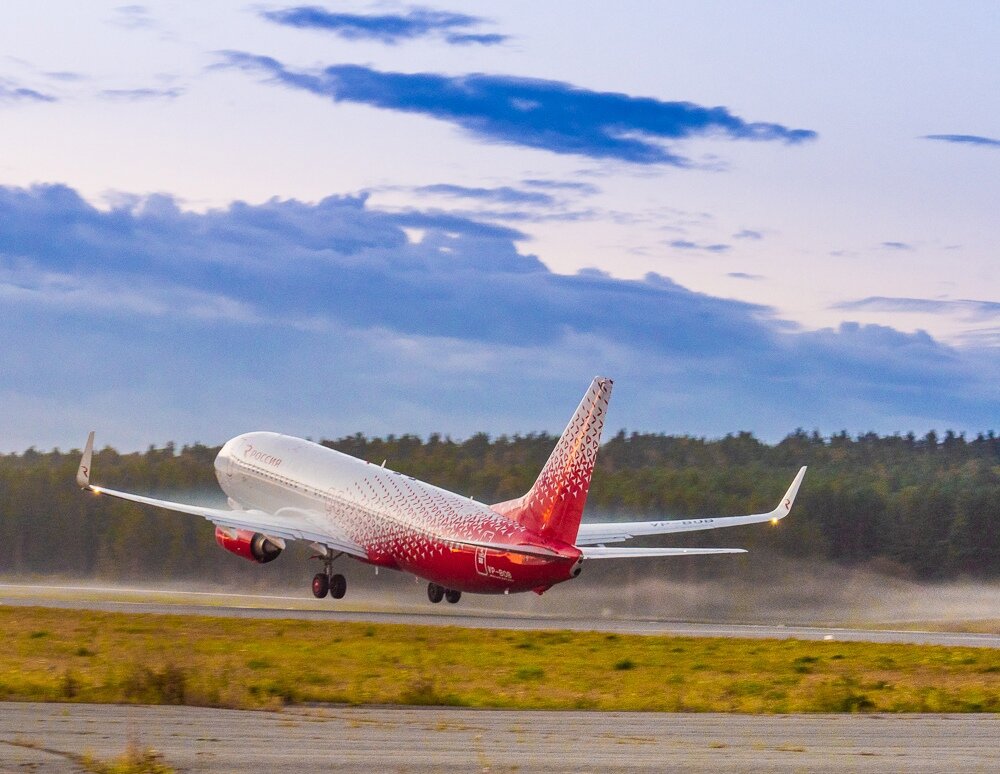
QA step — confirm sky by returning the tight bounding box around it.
[0,1,997,452]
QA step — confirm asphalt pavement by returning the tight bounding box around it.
[1,702,998,773]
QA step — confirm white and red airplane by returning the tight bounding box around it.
[76,377,806,604]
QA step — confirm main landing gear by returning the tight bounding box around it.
[312,552,346,599]
[312,572,347,599]
[427,583,461,604]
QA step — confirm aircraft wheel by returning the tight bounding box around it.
[427,583,444,603]
[311,572,329,598]
[330,573,347,599]
[445,589,462,604]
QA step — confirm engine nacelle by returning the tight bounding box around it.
[214,526,283,564]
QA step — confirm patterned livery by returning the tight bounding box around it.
[76,377,806,603]
[491,376,612,544]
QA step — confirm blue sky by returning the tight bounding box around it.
[0,1,997,452]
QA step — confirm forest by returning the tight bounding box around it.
[1,428,998,582]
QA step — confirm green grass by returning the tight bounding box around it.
[1,606,997,712]
[81,745,175,774]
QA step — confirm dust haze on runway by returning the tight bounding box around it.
[4,551,997,629]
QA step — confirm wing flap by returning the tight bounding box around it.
[446,537,565,559]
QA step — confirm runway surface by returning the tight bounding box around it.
[2,702,998,773]
[1,583,998,647]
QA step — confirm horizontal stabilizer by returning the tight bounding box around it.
[580,546,746,559]
[576,466,807,545]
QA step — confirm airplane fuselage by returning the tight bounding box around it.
[214,432,582,594]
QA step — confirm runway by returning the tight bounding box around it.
[1,583,998,647]
[2,702,998,773]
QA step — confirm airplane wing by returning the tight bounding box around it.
[76,432,366,557]
[575,466,806,547]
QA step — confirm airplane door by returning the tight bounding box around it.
[475,531,494,576]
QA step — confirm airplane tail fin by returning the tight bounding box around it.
[491,377,612,545]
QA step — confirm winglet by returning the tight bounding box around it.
[772,466,807,520]
[76,431,95,488]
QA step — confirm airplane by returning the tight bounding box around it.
[75,377,806,604]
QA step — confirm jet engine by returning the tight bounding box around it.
[214,526,284,563]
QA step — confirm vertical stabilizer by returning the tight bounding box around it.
[491,377,612,544]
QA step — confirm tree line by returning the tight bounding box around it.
[1,429,998,582]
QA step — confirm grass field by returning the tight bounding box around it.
[2,606,998,713]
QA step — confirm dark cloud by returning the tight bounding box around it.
[922,134,1000,148]
[733,229,762,240]
[669,239,730,253]
[728,272,763,280]
[219,53,817,165]
[1,182,995,450]
[414,184,556,206]
[0,183,777,355]
[881,241,912,250]
[260,6,506,46]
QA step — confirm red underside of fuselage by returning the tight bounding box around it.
[365,542,583,594]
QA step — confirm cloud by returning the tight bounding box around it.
[0,258,262,324]
[522,179,600,196]
[260,6,507,46]
[728,272,763,280]
[922,134,1000,148]
[43,71,88,83]
[0,78,56,104]
[445,33,507,46]
[386,205,596,226]
[881,241,912,250]
[669,239,730,253]
[99,87,184,101]
[834,296,1000,320]
[219,53,817,165]
[109,4,155,30]
[1,182,996,452]
[733,229,762,240]
[413,184,556,206]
